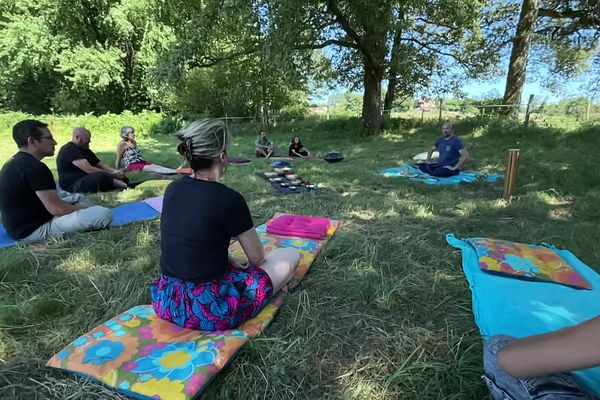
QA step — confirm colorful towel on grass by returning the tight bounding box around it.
[380,164,503,185]
[0,200,163,249]
[447,234,600,396]
[47,214,340,400]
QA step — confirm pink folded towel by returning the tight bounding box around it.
[266,214,330,239]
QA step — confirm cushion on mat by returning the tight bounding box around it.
[447,234,600,396]
[266,214,330,240]
[467,238,591,290]
[48,215,340,399]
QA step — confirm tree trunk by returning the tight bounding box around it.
[502,0,540,117]
[383,26,403,120]
[362,60,383,135]
[383,74,397,120]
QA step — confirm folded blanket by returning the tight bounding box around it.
[266,214,330,240]
[447,234,600,396]
[47,214,341,399]
[380,164,503,185]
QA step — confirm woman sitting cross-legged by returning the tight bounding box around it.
[116,126,177,174]
[288,136,316,158]
[152,119,301,331]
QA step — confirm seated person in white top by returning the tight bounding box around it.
[115,126,176,174]
[0,120,113,243]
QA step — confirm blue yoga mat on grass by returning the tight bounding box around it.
[0,202,161,248]
[380,164,503,185]
[110,202,160,226]
[447,234,600,395]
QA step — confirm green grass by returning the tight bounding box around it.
[1,115,599,399]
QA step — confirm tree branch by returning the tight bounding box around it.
[401,36,478,76]
[187,47,260,68]
[326,0,370,59]
[537,8,600,27]
[296,39,359,50]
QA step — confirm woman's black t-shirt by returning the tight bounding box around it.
[289,143,307,157]
[160,176,254,282]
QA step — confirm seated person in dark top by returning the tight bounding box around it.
[57,127,129,193]
[417,121,469,178]
[0,120,112,243]
[152,119,300,331]
[288,136,315,158]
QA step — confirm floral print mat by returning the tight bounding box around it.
[47,214,340,400]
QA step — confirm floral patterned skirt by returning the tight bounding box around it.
[151,267,273,331]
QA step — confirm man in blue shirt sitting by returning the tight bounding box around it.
[417,121,469,177]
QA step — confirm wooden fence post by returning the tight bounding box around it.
[438,98,443,122]
[503,149,520,199]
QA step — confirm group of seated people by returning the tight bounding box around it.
[0,121,178,243]
[255,131,315,158]
[2,119,599,399]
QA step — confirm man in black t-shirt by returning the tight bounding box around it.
[57,127,129,193]
[0,120,113,242]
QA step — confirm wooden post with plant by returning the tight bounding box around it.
[503,149,520,199]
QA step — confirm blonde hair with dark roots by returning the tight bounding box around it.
[175,119,230,169]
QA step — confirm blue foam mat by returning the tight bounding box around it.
[0,224,17,248]
[447,234,600,395]
[110,202,161,226]
[0,202,161,248]
[380,164,503,185]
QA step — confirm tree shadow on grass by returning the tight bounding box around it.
[0,221,161,399]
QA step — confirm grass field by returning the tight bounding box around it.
[1,115,599,399]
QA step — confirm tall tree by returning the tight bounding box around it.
[503,0,540,117]
[270,0,496,134]
[502,0,600,114]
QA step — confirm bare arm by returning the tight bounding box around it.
[498,316,600,378]
[36,190,81,217]
[97,161,121,174]
[426,146,437,163]
[72,159,110,175]
[451,148,469,170]
[236,227,266,266]
[115,143,126,169]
